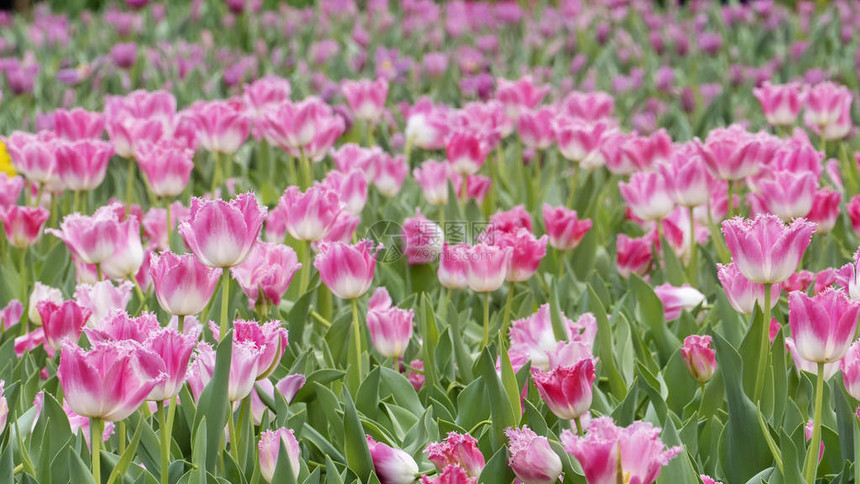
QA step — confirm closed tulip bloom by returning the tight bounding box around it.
[0,381,6,435]
[100,213,144,281]
[226,339,265,402]
[251,375,306,425]
[465,242,512,292]
[38,300,91,351]
[425,432,485,477]
[439,243,470,289]
[561,417,681,484]
[696,126,778,181]
[405,98,450,151]
[542,204,592,251]
[134,140,195,197]
[701,475,724,484]
[314,240,378,299]
[231,243,301,309]
[789,289,860,363]
[54,108,105,141]
[277,186,342,241]
[0,173,24,208]
[489,205,533,234]
[55,139,114,192]
[320,169,367,215]
[722,214,815,284]
[414,160,453,205]
[57,340,166,421]
[367,436,419,484]
[179,193,267,268]
[505,426,563,484]
[531,358,595,420]
[753,82,805,126]
[804,82,851,129]
[48,209,121,265]
[717,262,780,315]
[373,153,409,197]
[837,251,860,300]
[658,152,711,207]
[841,341,860,400]
[226,319,288,380]
[849,195,860,236]
[494,229,548,282]
[616,234,653,280]
[654,283,706,320]
[259,428,301,482]
[342,78,389,122]
[28,282,63,326]
[806,188,841,234]
[518,107,556,150]
[756,170,817,221]
[296,115,346,163]
[74,280,133,328]
[496,76,550,120]
[446,130,489,175]
[243,75,292,118]
[186,343,216,403]
[261,97,330,149]
[144,327,198,401]
[681,335,716,383]
[150,251,222,316]
[619,171,675,221]
[0,205,49,248]
[5,132,59,188]
[187,100,250,154]
[554,118,609,169]
[366,287,414,358]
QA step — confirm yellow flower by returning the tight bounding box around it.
[0,141,16,177]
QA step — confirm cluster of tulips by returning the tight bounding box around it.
[3,0,860,483]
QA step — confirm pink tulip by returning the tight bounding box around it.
[561,417,681,484]
[178,193,267,268]
[814,96,852,141]
[756,170,817,221]
[261,97,332,150]
[804,82,851,129]
[225,319,288,379]
[54,108,104,141]
[259,427,301,482]
[619,171,675,221]
[505,426,563,484]
[789,288,860,363]
[231,242,300,309]
[141,203,188,251]
[104,90,177,158]
[55,139,114,192]
[366,287,414,358]
[187,99,250,154]
[849,195,860,236]
[783,270,816,293]
[494,229,547,282]
[342,78,389,122]
[401,210,443,265]
[320,169,367,215]
[451,174,491,204]
[654,283,706,320]
[243,76,292,118]
[405,98,450,151]
[5,132,60,188]
[0,381,6,435]
[620,130,673,170]
[372,153,409,197]
[28,282,63,325]
[697,126,778,180]
[0,173,24,208]
[753,82,805,126]
[531,358,595,420]
[701,475,724,484]
[785,337,841,379]
[419,465,473,484]
[275,186,342,242]
[48,209,121,265]
[722,214,815,284]
[37,300,91,351]
[518,107,556,150]
[186,343,216,403]
[414,160,453,205]
[143,327,198,401]
[561,91,615,122]
[0,300,22,330]
[658,150,711,207]
[489,205,533,234]
[74,280,133,327]
[134,140,195,197]
[367,436,419,484]
[837,251,860,300]
[446,130,489,175]
[315,212,360,246]
[681,335,716,383]
[438,243,470,290]
[85,310,160,344]
[250,375,305,425]
[554,118,609,169]
[542,204,592,251]
[57,340,166,421]
[0,205,49,248]
[616,233,653,279]
[806,188,840,234]
[296,114,345,163]
[100,211,144,281]
[150,251,222,316]
[717,262,780,315]
[465,242,512,292]
[496,76,550,120]
[841,341,860,400]
[509,304,596,371]
[425,432,485,477]
[314,240,378,299]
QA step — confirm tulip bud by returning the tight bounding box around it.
[367,436,419,484]
[681,335,716,383]
[505,426,562,484]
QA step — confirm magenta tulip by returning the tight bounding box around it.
[55,139,114,192]
[717,262,780,315]
[531,358,595,420]
[753,82,805,126]
[681,335,717,383]
[259,428,301,482]
[342,78,389,122]
[722,214,815,284]
[0,205,49,248]
[425,432,485,477]
[178,193,267,268]
[505,426,563,484]
[789,288,860,363]
[314,240,378,299]
[149,251,222,316]
[275,186,342,242]
[542,204,592,252]
[37,300,91,351]
[134,140,195,198]
[367,436,419,484]
[231,242,301,309]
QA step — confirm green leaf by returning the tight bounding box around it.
[477,445,516,484]
[271,440,299,484]
[420,294,439,390]
[585,285,627,398]
[630,274,679,364]
[474,348,515,449]
[106,415,145,484]
[342,392,373,481]
[498,335,521,426]
[192,330,233,474]
[656,417,698,484]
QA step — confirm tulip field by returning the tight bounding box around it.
[6,0,860,483]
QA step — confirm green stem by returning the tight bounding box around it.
[482,292,490,348]
[351,298,362,384]
[91,418,103,483]
[299,240,311,294]
[803,362,825,483]
[365,121,376,147]
[754,283,773,403]
[574,416,583,436]
[159,401,169,484]
[566,167,579,208]
[227,402,240,465]
[220,270,230,341]
[73,190,81,214]
[727,180,734,218]
[118,420,126,455]
[854,414,860,484]
[460,174,468,210]
[299,148,312,190]
[165,201,172,250]
[34,183,44,208]
[687,206,698,284]
[177,315,185,333]
[697,382,707,417]
[19,248,28,336]
[211,152,223,198]
[132,277,147,309]
[502,282,515,339]
[97,263,103,282]
[126,158,135,216]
